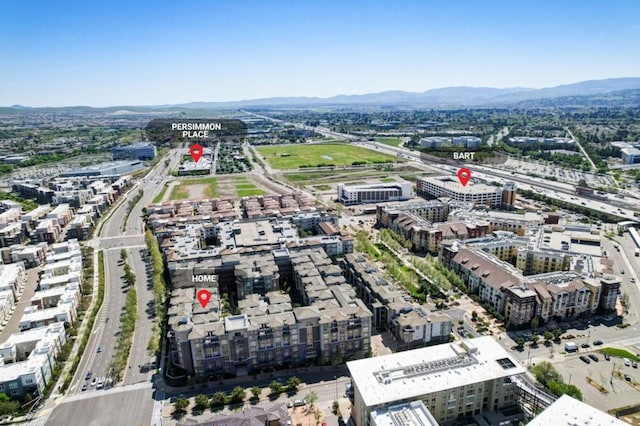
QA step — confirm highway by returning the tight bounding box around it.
[348,139,640,221]
[242,110,640,219]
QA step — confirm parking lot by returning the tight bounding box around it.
[552,351,640,412]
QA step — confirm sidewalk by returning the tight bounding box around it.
[152,364,350,396]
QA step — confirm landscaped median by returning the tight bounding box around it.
[61,249,106,393]
[145,230,167,360]
[109,258,138,382]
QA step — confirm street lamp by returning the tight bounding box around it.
[335,375,338,402]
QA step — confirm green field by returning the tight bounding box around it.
[257,143,397,169]
[376,137,403,147]
[234,176,265,197]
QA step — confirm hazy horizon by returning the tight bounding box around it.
[2,1,640,107]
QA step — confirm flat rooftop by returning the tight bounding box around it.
[347,336,525,408]
[527,394,625,426]
[419,176,501,195]
[371,401,438,426]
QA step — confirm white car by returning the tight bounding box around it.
[624,358,631,367]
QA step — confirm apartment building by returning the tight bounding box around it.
[347,337,526,426]
[0,322,66,399]
[0,263,25,303]
[528,395,625,426]
[166,248,373,377]
[448,246,620,326]
[340,254,452,348]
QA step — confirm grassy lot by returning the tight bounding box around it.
[234,176,265,197]
[380,177,397,183]
[376,137,403,147]
[169,176,218,200]
[285,171,347,182]
[169,185,189,200]
[598,347,640,362]
[152,185,168,203]
[257,143,397,169]
[313,184,332,191]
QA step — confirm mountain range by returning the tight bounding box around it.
[5,77,640,110]
[167,77,640,108]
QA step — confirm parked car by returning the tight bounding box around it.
[624,374,631,382]
[588,354,599,362]
[97,346,102,353]
[624,358,631,367]
[91,378,97,386]
[633,361,638,369]
[85,371,92,380]
[593,340,603,346]
[581,343,590,348]
[604,354,611,361]
[81,382,88,391]
[579,355,591,364]
[293,399,306,407]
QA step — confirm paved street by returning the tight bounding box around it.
[0,268,39,342]
[39,151,181,425]
[46,385,155,426]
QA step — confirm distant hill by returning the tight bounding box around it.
[511,88,640,108]
[4,77,640,110]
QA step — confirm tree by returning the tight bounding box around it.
[530,334,540,346]
[194,394,209,411]
[0,393,19,416]
[269,381,283,395]
[552,328,563,340]
[120,249,128,260]
[531,317,539,331]
[210,391,227,407]
[515,337,525,350]
[471,311,478,322]
[531,361,563,386]
[229,386,246,404]
[305,390,318,408]
[287,376,301,392]
[332,400,340,414]
[147,334,159,356]
[543,331,554,343]
[250,386,262,400]
[173,397,189,413]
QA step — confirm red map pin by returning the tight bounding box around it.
[457,168,471,187]
[190,144,203,163]
[197,289,211,308]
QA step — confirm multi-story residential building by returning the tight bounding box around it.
[340,254,452,348]
[166,248,373,377]
[0,322,66,399]
[528,395,626,426]
[370,401,439,426]
[377,200,462,227]
[449,243,620,326]
[347,337,526,426]
[337,182,414,205]
[0,223,25,248]
[0,263,25,302]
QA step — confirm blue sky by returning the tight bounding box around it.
[1,0,639,106]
